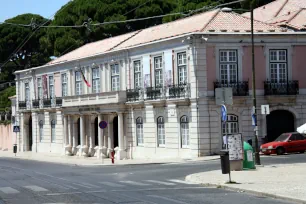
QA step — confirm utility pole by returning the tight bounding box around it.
[251,2,261,165]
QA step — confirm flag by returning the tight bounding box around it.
[80,68,91,87]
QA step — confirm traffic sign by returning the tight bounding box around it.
[261,105,270,115]
[13,126,20,133]
[99,121,108,129]
[221,105,227,122]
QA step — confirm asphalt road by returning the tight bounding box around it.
[0,153,304,204]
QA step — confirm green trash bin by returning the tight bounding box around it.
[243,141,256,170]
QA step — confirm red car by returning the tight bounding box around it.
[260,132,306,155]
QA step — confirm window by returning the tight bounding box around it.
[136,117,144,146]
[134,60,142,88]
[111,64,120,91]
[61,73,68,97]
[269,50,287,83]
[180,116,189,148]
[49,76,54,98]
[25,83,30,101]
[222,114,239,136]
[154,56,163,87]
[178,52,187,84]
[39,120,44,142]
[51,120,56,143]
[92,68,100,93]
[157,116,165,147]
[37,78,43,99]
[219,50,238,84]
[75,71,82,95]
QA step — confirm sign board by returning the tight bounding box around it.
[228,134,243,161]
[99,121,108,129]
[13,126,20,133]
[261,105,270,115]
[215,88,233,105]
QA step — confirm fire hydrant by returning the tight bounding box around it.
[111,151,115,164]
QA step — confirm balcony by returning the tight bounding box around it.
[127,84,190,102]
[18,101,31,110]
[264,80,299,95]
[31,98,63,109]
[62,91,127,107]
[214,81,249,96]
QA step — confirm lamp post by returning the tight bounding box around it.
[221,5,261,165]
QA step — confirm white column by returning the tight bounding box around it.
[117,113,126,160]
[55,111,63,152]
[88,116,94,156]
[79,115,88,156]
[96,114,104,158]
[107,115,113,156]
[72,116,77,155]
[64,115,72,155]
[31,112,38,152]
[44,111,50,152]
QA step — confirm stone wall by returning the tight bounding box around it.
[0,124,13,151]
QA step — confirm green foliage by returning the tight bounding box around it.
[0,120,11,126]
[0,86,16,110]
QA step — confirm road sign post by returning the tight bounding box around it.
[13,126,20,156]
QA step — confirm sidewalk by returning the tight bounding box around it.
[0,151,220,166]
[186,163,306,204]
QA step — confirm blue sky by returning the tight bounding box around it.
[0,0,70,22]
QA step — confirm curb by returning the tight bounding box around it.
[185,175,306,204]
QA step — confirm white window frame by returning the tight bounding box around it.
[222,114,239,136]
[92,67,100,93]
[49,75,54,98]
[75,71,82,95]
[39,120,44,142]
[269,49,288,83]
[61,73,68,97]
[157,116,165,147]
[134,60,142,89]
[111,64,120,91]
[154,56,163,87]
[37,78,43,99]
[180,115,189,148]
[136,117,144,146]
[51,120,56,143]
[177,52,187,85]
[219,49,238,84]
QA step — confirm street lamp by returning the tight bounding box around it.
[221,6,261,165]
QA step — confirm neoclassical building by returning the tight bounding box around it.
[14,9,306,159]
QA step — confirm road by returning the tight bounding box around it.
[0,153,304,204]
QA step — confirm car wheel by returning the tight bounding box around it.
[276,147,285,155]
[300,150,305,154]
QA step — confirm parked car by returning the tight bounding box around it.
[260,132,306,155]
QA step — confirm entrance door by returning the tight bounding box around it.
[94,117,98,146]
[266,110,294,142]
[113,116,118,148]
[29,116,32,151]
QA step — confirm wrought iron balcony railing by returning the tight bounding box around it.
[32,100,40,109]
[19,101,27,110]
[214,81,249,96]
[127,88,141,102]
[31,97,63,109]
[264,80,299,95]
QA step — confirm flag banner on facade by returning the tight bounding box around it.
[164,50,173,87]
[80,68,91,87]
[42,74,48,98]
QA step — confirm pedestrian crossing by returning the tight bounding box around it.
[0,179,196,195]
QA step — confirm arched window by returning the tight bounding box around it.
[222,114,239,136]
[51,120,56,143]
[157,117,165,147]
[136,117,144,146]
[39,120,44,142]
[180,116,189,148]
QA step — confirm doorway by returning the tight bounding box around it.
[266,110,295,142]
[28,116,32,151]
[77,118,81,145]
[94,117,98,146]
[113,116,118,148]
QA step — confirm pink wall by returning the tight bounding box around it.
[54,72,62,97]
[0,124,13,151]
[242,46,266,89]
[206,46,216,91]
[292,46,306,89]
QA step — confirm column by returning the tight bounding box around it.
[67,115,73,155]
[55,111,64,153]
[31,112,38,152]
[116,113,126,160]
[79,115,88,156]
[72,116,77,155]
[107,115,113,156]
[88,116,94,156]
[44,111,50,152]
[64,115,71,155]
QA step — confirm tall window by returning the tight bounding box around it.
[25,83,30,101]
[136,117,144,146]
[219,50,238,84]
[269,49,287,83]
[154,56,163,87]
[49,76,54,98]
[157,116,165,147]
[39,120,44,142]
[75,71,82,95]
[222,114,239,136]
[180,116,189,148]
[61,73,68,97]
[92,68,100,93]
[134,60,142,88]
[37,78,43,99]
[51,120,56,143]
[178,52,187,84]
[111,64,120,91]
